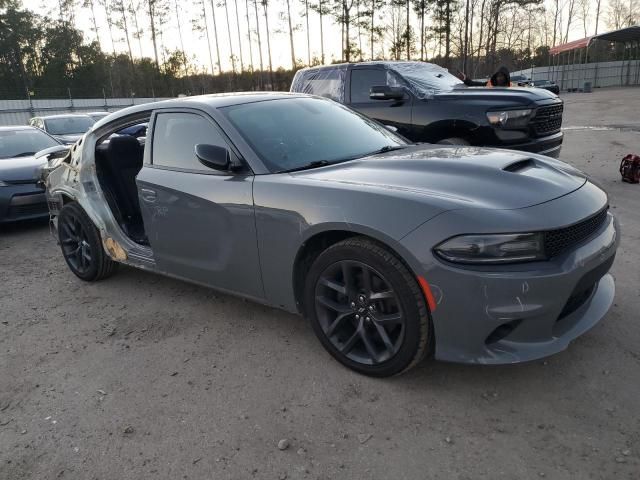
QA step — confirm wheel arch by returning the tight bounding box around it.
[421,119,478,144]
[291,224,425,314]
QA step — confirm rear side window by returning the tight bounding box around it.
[350,69,387,103]
[290,67,346,102]
[151,112,228,171]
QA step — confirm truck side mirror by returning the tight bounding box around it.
[369,85,405,101]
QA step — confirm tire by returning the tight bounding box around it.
[437,137,470,146]
[303,236,432,377]
[57,202,118,281]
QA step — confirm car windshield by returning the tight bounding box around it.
[44,116,94,135]
[89,113,109,121]
[532,80,548,86]
[388,62,464,97]
[0,129,60,159]
[221,97,406,173]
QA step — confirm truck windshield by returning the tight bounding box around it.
[389,62,464,97]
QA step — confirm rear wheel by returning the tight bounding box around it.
[58,202,117,281]
[437,137,470,146]
[304,237,432,377]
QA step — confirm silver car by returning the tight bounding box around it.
[44,93,619,376]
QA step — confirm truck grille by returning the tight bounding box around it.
[544,207,608,257]
[532,104,563,136]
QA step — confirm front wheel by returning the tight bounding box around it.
[57,202,117,281]
[304,237,432,377]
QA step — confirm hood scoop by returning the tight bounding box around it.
[503,158,537,173]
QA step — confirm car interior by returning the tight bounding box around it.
[94,121,149,245]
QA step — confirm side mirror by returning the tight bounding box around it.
[369,85,405,101]
[35,144,70,161]
[195,143,230,171]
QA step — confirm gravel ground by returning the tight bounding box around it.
[1,87,639,480]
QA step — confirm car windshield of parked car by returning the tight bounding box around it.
[0,129,60,159]
[388,62,464,98]
[222,97,407,173]
[44,116,94,135]
[532,80,549,86]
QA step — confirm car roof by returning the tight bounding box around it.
[91,92,311,129]
[295,60,443,73]
[0,125,39,132]
[33,113,94,120]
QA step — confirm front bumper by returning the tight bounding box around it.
[0,184,49,224]
[498,131,564,158]
[400,185,619,364]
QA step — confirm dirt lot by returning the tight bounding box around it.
[1,87,639,480]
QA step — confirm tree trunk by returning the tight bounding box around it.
[202,0,216,75]
[286,0,296,68]
[406,0,410,60]
[210,0,223,74]
[245,0,255,72]
[253,0,264,87]
[129,1,144,58]
[173,0,189,77]
[357,0,363,61]
[463,0,469,72]
[117,0,135,65]
[234,0,244,71]
[147,0,160,70]
[420,0,425,61]
[224,0,236,72]
[319,0,325,63]
[305,0,311,65]
[262,0,274,87]
[370,2,374,60]
[595,0,601,34]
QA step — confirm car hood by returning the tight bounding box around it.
[52,134,83,144]
[0,155,46,182]
[434,86,559,106]
[292,145,587,210]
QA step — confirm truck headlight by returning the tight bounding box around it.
[486,109,532,129]
[0,180,9,187]
[434,233,545,264]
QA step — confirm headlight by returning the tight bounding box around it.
[0,180,9,187]
[486,109,532,128]
[434,233,545,264]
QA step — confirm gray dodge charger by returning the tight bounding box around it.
[43,93,619,377]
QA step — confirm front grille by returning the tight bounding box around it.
[544,207,609,258]
[532,104,563,136]
[8,203,49,218]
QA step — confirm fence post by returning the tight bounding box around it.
[68,88,74,111]
[26,87,34,117]
[103,87,108,110]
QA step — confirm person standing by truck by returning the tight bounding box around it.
[459,66,513,87]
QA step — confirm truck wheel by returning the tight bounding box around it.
[304,237,432,377]
[58,202,118,281]
[437,137,470,146]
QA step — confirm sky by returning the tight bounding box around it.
[24,0,603,72]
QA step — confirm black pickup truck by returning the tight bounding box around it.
[290,61,564,158]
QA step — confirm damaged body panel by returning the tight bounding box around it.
[44,93,618,376]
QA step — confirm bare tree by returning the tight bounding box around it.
[193,0,216,75]
[285,0,296,68]
[82,0,101,43]
[234,0,245,71]
[245,0,255,71]
[223,0,237,72]
[209,0,223,73]
[129,1,144,58]
[113,0,135,64]
[253,0,265,75]
[262,0,274,85]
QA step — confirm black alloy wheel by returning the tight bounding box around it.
[60,211,93,275]
[315,260,405,365]
[305,237,432,377]
[57,202,117,281]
